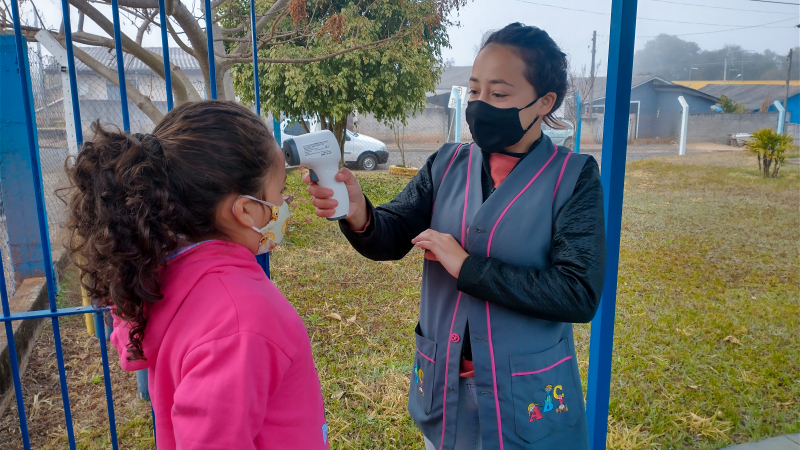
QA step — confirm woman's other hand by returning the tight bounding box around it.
[412,229,469,279]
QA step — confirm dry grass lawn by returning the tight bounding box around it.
[1,149,798,449]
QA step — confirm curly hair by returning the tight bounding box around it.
[63,100,279,360]
[482,23,570,128]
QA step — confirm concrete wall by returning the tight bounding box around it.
[686,112,782,143]
[354,105,469,145]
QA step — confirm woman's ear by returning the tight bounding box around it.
[231,196,258,229]
[538,92,558,116]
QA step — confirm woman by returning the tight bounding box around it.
[307,23,606,450]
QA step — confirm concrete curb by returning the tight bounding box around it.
[0,234,71,419]
[723,434,800,450]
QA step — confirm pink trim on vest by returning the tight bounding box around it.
[486,302,504,450]
[439,292,462,450]
[553,150,572,202]
[438,144,475,450]
[511,356,573,377]
[433,144,467,212]
[417,349,435,364]
[482,148,559,450]
[461,145,474,245]
[486,149,559,257]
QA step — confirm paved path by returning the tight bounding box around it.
[723,434,799,450]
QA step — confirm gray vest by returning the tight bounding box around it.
[409,136,591,450]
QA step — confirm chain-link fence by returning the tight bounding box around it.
[0,47,71,300]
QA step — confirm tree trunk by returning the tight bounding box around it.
[763,157,772,178]
[332,115,348,168]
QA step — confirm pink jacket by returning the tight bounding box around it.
[110,241,328,450]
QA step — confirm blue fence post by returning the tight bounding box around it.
[8,2,78,446]
[204,0,217,100]
[0,35,46,284]
[0,257,31,448]
[95,313,120,450]
[585,0,638,449]
[61,0,83,145]
[249,0,270,278]
[111,0,131,132]
[574,92,583,154]
[158,0,173,112]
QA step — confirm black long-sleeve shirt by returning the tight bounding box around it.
[339,143,606,358]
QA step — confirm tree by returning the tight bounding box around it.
[745,128,794,178]
[3,0,464,125]
[719,95,749,114]
[633,35,799,81]
[232,0,446,164]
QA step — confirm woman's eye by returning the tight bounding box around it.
[469,89,478,95]
[492,93,507,98]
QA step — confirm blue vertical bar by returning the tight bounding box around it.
[158,0,173,111]
[61,0,83,145]
[250,0,270,278]
[573,92,583,154]
[204,0,217,99]
[95,313,120,450]
[9,1,78,447]
[273,117,281,146]
[110,0,130,131]
[250,0,260,117]
[0,260,30,448]
[585,0,638,449]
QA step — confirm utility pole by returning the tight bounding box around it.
[784,48,793,110]
[588,30,597,120]
[723,58,727,81]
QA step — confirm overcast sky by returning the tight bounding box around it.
[21,0,800,78]
[443,0,799,76]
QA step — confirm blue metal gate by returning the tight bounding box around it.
[2,0,638,448]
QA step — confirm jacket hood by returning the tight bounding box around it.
[110,240,259,371]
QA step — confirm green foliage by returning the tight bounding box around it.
[745,127,795,178]
[718,95,749,114]
[231,0,447,163]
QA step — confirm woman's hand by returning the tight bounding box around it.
[303,168,368,230]
[412,229,469,279]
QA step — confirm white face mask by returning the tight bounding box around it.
[235,195,292,254]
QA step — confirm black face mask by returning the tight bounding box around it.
[465,96,542,152]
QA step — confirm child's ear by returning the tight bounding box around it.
[232,196,258,229]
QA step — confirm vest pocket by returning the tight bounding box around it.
[413,322,437,415]
[509,339,582,444]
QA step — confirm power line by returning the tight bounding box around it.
[650,0,791,13]
[745,0,799,5]
[596,16,797,38]
[509,0,797,27]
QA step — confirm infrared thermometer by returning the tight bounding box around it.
[283,130,350,221]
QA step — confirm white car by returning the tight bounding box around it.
[280,119,389,171]
[542,119,575,149]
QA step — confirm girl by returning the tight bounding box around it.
[65,101,328,449]
[306,24,606,450]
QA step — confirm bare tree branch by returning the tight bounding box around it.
[78,11,85,31]
[136,10,158,45]
[230,0,289,56]
[73,31,117,48]
[223,28,412,64]
[70,0,195,102]
[54,33,164,123]
[166,18,194,56]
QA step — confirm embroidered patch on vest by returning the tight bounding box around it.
[532,384,567,420]
[322,423,328,444]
